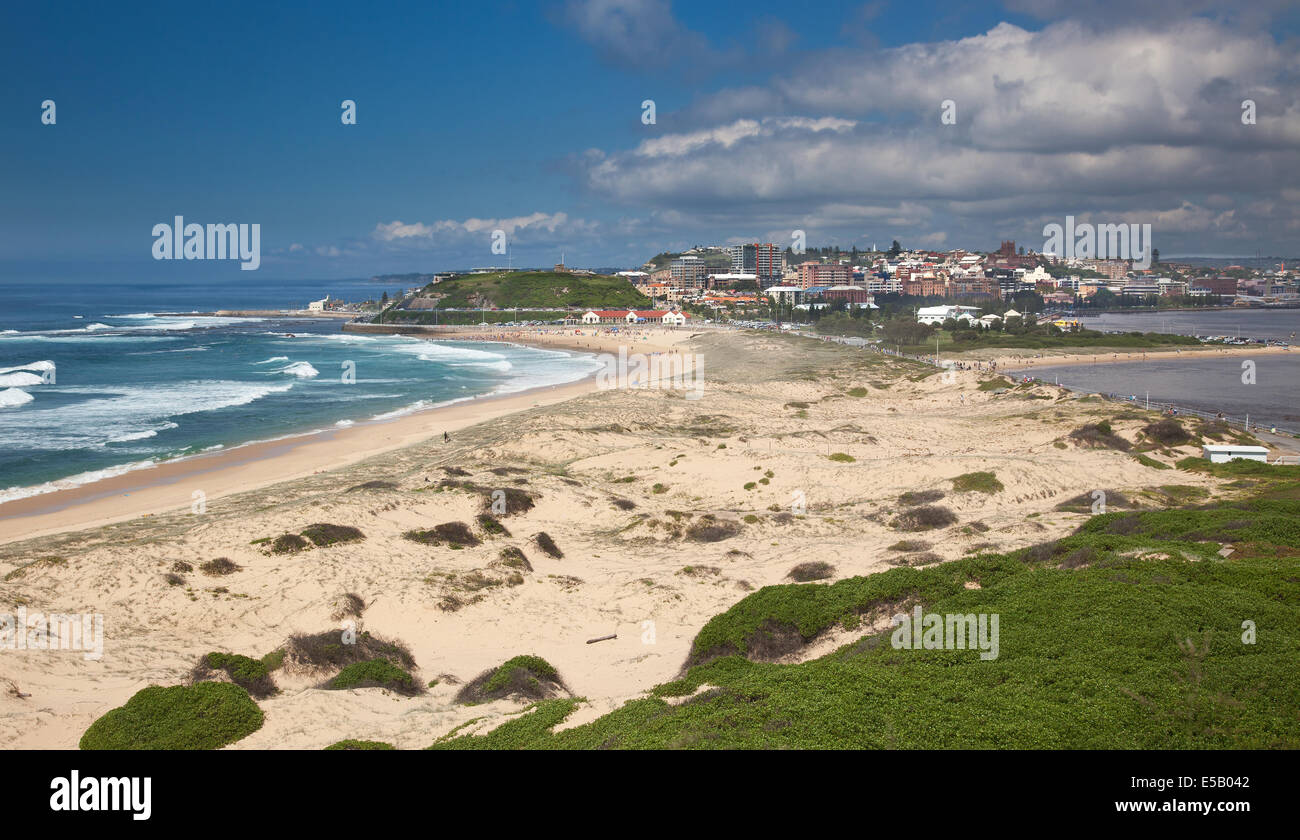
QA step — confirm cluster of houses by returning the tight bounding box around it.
[624,240,1298,316]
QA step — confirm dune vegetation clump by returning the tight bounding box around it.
[951,471,1004,494]
[1069,420,1131,451]
[898,490,944,506]
[269,533,310,554]
[1055,490,1131,513]
[535,532,563,558]
[1142,418,1192,447]
[300,523,365,547]
[455,655,567,704]
[403,521,481,548]
[497,546,532,571]
[325,739,396,750]
[325,659,420,695]
[787,562,834,582]
[685,516,743,543]
[891,505,958,532]
[476,514,511,536]
[283,630,415,672]
[330,592,366,621]
[480,487,535,516]
[200,557,241,576]
[192,652,278,698]
[79,682,263,750]
[345,480,398,492]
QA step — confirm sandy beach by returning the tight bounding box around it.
[979,342,1295,370]
[0,328,1270,748]
[0,327,693,544]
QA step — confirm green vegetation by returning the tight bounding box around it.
[484,656,558,694]
[269,533,309,553]
[1132,453,1173,470]
[300,523,366,547]
[3,555,66,581]
[80,683,263,750]
[326,659,420,694]
[284,630,416,671]
[403,521,481,548]
[196,652,277,698]
[429,473,1300,748]
[382,309,574,326]
[898,327,1203,355]
[325,739,396,750]
[828,452,856,463]
[454,655,567,704]
[1141,419,1192,447]
[951,471,1004,494]
[408,271,645,310]
[1070,421,1131,451]
[476,514,510,537]
[496,546,533,572]
[430,699,580,750]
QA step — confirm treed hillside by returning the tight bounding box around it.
[412,271,646,309]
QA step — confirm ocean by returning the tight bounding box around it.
[0,276,601,504]
[1012,309,1300,432]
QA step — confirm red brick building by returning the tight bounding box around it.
[796,262,852,289]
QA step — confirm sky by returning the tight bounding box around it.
[2,0,1298,282]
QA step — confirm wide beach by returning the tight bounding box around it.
[2,327,1266,748]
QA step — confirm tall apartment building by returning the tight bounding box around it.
[669,255,710,290]
[795,262,852,289]
[1084,259,1132,280]
[729,243,784,285]
[902,274,945,297]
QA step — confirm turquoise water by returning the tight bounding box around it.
[0,278,600,503]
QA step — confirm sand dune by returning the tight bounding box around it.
[0,329,1228,748]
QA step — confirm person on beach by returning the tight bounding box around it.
[443,431,449,442]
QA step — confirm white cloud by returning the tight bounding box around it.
[575,18,1300,253]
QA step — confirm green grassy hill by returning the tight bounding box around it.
[413,271,646,310]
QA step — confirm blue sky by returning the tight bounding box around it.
[2,0,1298,281]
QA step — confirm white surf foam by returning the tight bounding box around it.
[274,361,319,378]
[0,458,159,504]
[0,372,45,387]
[0,388,34,408]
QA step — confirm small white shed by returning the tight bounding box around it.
[1202,444,1269,464]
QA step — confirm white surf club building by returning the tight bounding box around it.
[916,305,981,325]
[580,309,689,326]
